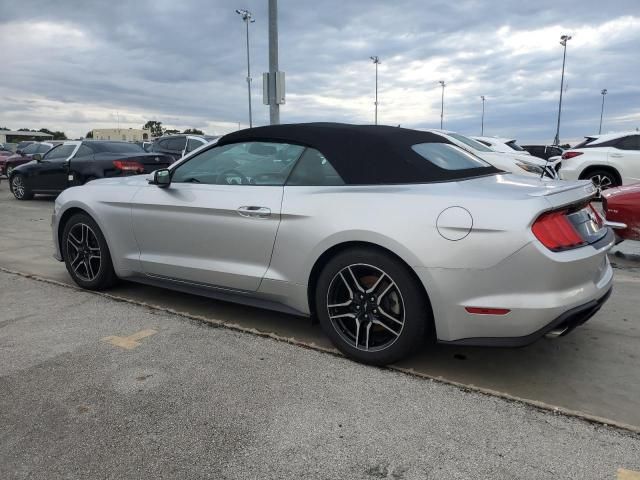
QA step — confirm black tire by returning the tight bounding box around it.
[62,213,118,290]
[11,174,34,200]
[582,169,619,197]
[315,247,430,365]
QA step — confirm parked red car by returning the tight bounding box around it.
[2,142,57,177]
[602,184,640,241]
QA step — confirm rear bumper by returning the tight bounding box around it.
[439,287,612,347]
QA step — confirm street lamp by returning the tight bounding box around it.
[599,88,608,134]
[438,80,446,129]
[553,34,571,146]
[236,8,255,128]
[480,95,485,135]
[370,56,381,125]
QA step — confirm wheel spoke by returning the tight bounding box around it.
[365,322,372,351]
[377,306,404,326]
[71,255,84,273]
[372,318,400,337]
[365,272,386,294]
[328,299,352,308]
[376,282,395,305]
[85,258,95,279]
[329,312,356,320]
[346,266,365,292]
[354,318,361,349]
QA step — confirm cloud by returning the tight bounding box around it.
[0,0,638,143]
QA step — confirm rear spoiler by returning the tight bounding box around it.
[527,180,596,209]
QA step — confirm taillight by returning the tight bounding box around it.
[113,160,144,173]
[532,210,586,251]
[561,151,583,160]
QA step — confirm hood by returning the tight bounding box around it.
[602,183,640,199]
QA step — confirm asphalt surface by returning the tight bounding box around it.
[1,271,639,479]
[0,181,639,430]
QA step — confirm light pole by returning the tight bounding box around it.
[370,56,380,124]
[236,8,255,128]
[599,88,608,134]
[438,80,446,129]
[268,0,280,125]
[480,95,485,135]
[553,34,571,146]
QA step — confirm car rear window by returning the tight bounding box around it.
[505,140,525,151]
[411,143,491,170]
[573,137,597,148]
[447,133,493,152]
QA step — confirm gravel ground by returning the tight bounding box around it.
[1,271,639,480]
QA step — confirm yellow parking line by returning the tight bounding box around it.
[102,329,158,350]
[619,468,640,480]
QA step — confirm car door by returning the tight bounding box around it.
[130,141,305,291]
[610,135,640,184]
[30,143,79,191]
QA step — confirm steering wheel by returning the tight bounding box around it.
[219,169,249,185]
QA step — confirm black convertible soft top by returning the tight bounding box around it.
[217,122,500,185]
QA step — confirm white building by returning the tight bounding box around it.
[91,128,151,142]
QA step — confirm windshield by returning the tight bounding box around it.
[411,143,491,170]
[447,133,493,152]
[505,140,525,152]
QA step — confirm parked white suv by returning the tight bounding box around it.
[430,130,560,179]
[558,132,640,192]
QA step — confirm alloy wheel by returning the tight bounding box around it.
[6,165,14,176]
[590,174,613,197]
[326,263,405,352]
[11,175,25,199]
[66,223,102,282]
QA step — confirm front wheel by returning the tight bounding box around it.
[62,213,118,290]
[315,247,430,365]
[11,174,33,200]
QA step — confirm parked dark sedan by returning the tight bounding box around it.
[2,141,58,177]
[8,140,173,200]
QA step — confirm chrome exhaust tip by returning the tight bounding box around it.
[545,326,569,338]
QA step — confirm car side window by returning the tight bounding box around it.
[166,137,187,151]
[45,145,75,161]
[186,138,204,153]
[22,143,40,154]
[616,136,640,151]
[37,144,51,154]
[171,142,304,186]
[286,148,345,186]
[75,145,93,157]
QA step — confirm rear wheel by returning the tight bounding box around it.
[583,169,619,197]
[315,247,429,365]
[6,165,15,177]
[62,213,118,290]
[11,174,33,200]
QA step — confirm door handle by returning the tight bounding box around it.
[237,206,271,218]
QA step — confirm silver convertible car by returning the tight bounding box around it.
[52,123,614,365]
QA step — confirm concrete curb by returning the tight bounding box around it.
[2,266,639,437]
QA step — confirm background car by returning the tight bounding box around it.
[558,132,640,193]
[150,134,219,161]
[472,136,532,156]
[428,129,560,179]
[9,140,173,200]
[521,144,564,160]
[51,123,612,366]
[602,183,640,241]
[2,141,58,177]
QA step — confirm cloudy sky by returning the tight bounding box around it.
[1,0,639,143]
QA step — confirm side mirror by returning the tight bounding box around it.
[151,168,171,188]
[33,153,42,162]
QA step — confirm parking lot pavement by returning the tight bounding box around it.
[1,271,639,479]
[0,182,639,429]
